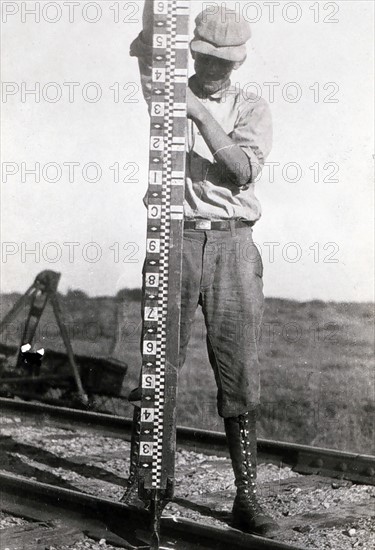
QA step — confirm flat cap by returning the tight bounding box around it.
[190,6,251,62]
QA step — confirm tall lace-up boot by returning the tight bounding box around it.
[224,410,279,537]
[121,405,145,507]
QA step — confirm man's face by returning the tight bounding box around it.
[193,53,237,95]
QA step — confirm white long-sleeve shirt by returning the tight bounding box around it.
[130,32,273,222]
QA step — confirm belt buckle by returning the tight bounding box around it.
[195,220,211,230]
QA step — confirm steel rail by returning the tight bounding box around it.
[0,398,374,485]
[0,471,305,550]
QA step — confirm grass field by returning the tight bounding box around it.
[1,291,374,455]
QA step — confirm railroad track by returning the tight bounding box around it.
[1,398,374,486]
[1,397,374,550]
[0,471,304,550]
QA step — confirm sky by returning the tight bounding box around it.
[1,0,374,301]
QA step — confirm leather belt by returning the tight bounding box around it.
[184,219,254,231]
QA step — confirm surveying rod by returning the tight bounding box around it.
[137,1,190,548]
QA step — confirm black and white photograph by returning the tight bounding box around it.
[0,1,374,549]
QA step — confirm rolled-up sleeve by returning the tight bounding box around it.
[230,96,273,183]
[130,32,153,108]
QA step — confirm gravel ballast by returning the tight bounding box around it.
[0,417,374,549]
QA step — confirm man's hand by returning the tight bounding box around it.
[187,87,205,121]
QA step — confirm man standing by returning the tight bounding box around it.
[126,0,278,537]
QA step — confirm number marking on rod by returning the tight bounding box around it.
[139,0,189,494]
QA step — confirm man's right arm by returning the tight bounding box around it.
[129,0,154,107]
[142,0,153,45]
